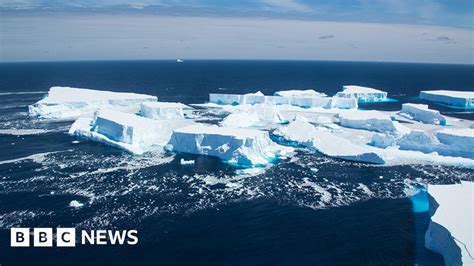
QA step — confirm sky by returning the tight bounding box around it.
[0,0,472,63]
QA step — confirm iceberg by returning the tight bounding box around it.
[274,120,385,164]
[339,110,409,133]
[29,86,157,120]
[419,90,474,109]
[221,104,287,128]
[274,89,327,98]
[425,181,473,266]
[335,85,388,103]
[168,124,293,167]
[69,109,190,154]
[140,102,190,120]
[372,128,474,160]
[209,92,357,109]
[399,103,446,125]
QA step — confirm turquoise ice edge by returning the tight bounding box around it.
[409,187,429,213]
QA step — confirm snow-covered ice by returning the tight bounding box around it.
[274,89,327,98]
[425,181,473,266]
[335,85,388,103]
[168,124,293,167]
[29,86,157,120]
[209,92,357,109]
[69,109,191,154]
[399,103,446,125]
[419,90,474,109]
[221,104,287,128]
[339,110,409,134]
[140,102,190,120]
[274,120,385,164]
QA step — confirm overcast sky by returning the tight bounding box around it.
[1,0,472,63]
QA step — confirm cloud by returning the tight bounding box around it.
[318,34,335,40]
[260,0,311,12]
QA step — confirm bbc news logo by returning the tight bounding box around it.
[10,228,138,247]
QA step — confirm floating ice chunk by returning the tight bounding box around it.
[425,181,473,266]
[221,104,287,128]
[373,128,474,160]
[69,200,84,208]
[435,128,474,159]
[335,85,388,103]
[140,102,190,120]
[274,89,327,98]
[419,90,474,109]
[69,109,190,154]
[339,110,408,133]
[168,124,293,167]
[29,86,157,120]
[180,158,195,165]
[399,103,446,125]
[275,120,385,164]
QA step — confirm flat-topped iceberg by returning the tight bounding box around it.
[274,89,327,98]
[335,85,388,103]
[140,102,190,120]
[69,109,190,154]
[399,103,446,125]
[425,181,473,266]
[209,92,357,109]
[339,110,409,134]
[274,120,385,164]
[419,90,474,109]
[29,86,157,120]
[168,124,293,167]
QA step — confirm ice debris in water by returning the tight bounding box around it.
[69,200,84,208]
[180,158,195,165]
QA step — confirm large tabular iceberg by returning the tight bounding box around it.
[140,102,190,120]
[168,124,293,167]
[425,181,473,266]
[69,109,191,154]
[209,92,357,109]
[399,103,446,125]
[335,85,388,103]
[274,89,327,98]
[274,120,385,164]
[29,86,157,120]
[419,90,474,109]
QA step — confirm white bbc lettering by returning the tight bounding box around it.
[56,228,76,247]
[10,228,30,247]
[33,228,53,247]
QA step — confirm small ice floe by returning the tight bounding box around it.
[72,140,80,144]
[180,158,195,165]
[69,200,84,208]
[176,59,184,63]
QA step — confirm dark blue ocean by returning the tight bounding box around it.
[0,60,473,265]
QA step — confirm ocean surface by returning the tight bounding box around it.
[0,60,473,265]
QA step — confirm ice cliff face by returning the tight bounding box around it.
[420,90,474,109]
[69,109,191,155]
[425,181,473,266]
[29,86,157,120]
[168,124,293,167]
[335,85,388,103]
[140,102,190,120]
[399,103,446,125]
